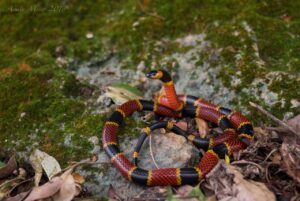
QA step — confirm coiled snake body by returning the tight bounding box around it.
[102,70,253,186]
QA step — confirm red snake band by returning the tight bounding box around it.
[102,70,253,186]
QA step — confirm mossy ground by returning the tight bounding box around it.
[0,0,299,164]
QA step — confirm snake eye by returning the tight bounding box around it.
[146,70,158,78]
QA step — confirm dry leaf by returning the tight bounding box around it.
[176,121,188,131]
[106,84,142,105]
[52,174,81,201]
[287,114,300,134]
[72,172,85,184]
[206,161,276,201]
[6,163,84,201]
[108,185,122,201]
[23,176,64,201]
[0,177,25,200]
[196,118,209,138]
[6,178,33,198]
[5,190,31,201]
[29,149,61,186]
[0,156,17,179]
[280,142,300,183]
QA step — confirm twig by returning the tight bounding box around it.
[265,127,295,136]
[55,160,111,177]
[249,102,299,137]
[232,160,264,172]
[263,148,278,162]
[149,134,159,169]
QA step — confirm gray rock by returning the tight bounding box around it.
[79,130,194,198]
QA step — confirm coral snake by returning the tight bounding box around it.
[102,70,253,186]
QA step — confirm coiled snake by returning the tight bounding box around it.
[102,70,253,186]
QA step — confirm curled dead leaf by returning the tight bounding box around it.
[0,177,25,200]
[206,161,276,201]
[196,118,209,138]
[108,185,122,201]
[106,84,142,105]
[0,156,17,179]
[280,142,300,183]
[287,114,300,134]
[29,149,61,186]
[5,190,31,201]
[20,176,64,201]
[176,121,188,131]
[72,172,85,184]
[7,165,83,201]
[52,174,81,201]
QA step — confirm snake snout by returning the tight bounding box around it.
[146,70,158,78]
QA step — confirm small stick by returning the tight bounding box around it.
[232,160,264,172]
[263,148,278,162]
[149,134,160,169]
[249,102,299,137]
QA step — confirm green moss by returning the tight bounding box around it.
[0,66,106,164]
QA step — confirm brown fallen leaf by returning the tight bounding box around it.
[196,118,209,138]
[287,114,300,134]
[52,174,81,201]
[176,121,188,131]
[8,169,82,200]
[29,149,62,186]
[108,185,122,201]
[19,177,63,201]
[0,177,25,200]
[0,156,17,179]
[6,161,91,201]
[280,141,300,183]
[206,161,276,201]
[5,190,31,201]
[6,178,33,198]
[72,172,85,185]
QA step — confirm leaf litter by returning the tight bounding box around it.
[3,149,89,201]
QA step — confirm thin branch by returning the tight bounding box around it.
[264,148,278,162]
[232,160,264,172]
[149,134,159,169]
[249,102,299,137]
[55,160,111,177]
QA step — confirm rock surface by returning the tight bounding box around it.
[80,129,195,197]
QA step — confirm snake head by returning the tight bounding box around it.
[146,70,163,79]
